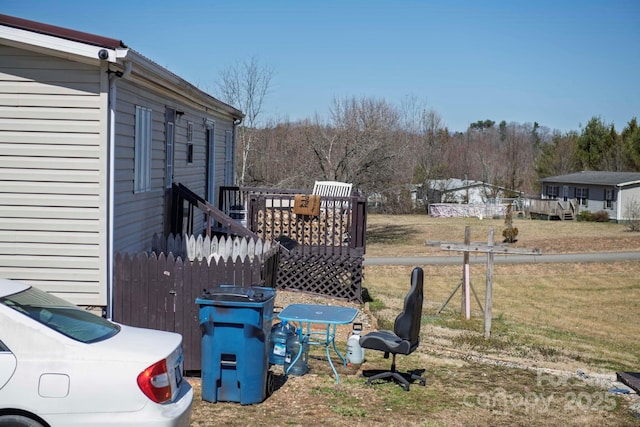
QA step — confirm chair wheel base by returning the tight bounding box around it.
[362,369,427,391]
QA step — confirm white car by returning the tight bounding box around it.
[0,278,193,427]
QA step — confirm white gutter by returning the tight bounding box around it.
[618,180,640,187]
[232,118,243,185]
[106,60,132,319]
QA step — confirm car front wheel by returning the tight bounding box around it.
[0,414,45,427]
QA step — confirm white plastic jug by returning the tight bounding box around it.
[346,322,365,364]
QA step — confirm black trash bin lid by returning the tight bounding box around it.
[199,286,275,303]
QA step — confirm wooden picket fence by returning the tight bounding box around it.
[151,232,276,263]
[112,234,280,371]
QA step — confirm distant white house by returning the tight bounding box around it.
[410,178,521,218]
[413,178,518,205]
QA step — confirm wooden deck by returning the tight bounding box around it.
[172,184,368,303]
[235,186,368,303]
[526,198,576,220]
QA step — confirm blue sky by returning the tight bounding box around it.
[3,0,639,133]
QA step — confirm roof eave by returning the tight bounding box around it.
[617,180,640,187]
[0,14,124,48]
[0,20,125,63]
[122,50,244,120]
[0,14,243,120]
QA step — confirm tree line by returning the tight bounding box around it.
[217,59,640,212]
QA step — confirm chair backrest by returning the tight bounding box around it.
[393,267,424,345]
[312,181,352,198]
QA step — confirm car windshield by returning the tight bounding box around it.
[0,286,119,343]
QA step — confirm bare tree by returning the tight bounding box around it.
[500,121,535,195]
[415,108,450,203]
[304,96,404,194]
[217,56,273,185]
[624,197,640,232]
[248,119,313,188]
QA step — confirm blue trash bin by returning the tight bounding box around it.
[196,286,276,405]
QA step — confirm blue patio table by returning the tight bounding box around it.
[278,303,359,383]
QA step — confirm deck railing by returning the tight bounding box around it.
[527,198,576,220]
[219,186,367,302]
[219,186,367,253]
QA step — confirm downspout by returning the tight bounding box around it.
[232,118,242,186]
[616,184,623,222]
[106,60,132,319]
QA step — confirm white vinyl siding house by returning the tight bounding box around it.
[0,15,243,307]
[0,43,108,305]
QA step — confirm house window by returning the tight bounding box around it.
[576,187,589,206]
[134,106,152,193]
[187,121,193,142]
[604,188,614,209]
[187,143,194,164]
[547,185,559,199]
[186,121,194,165]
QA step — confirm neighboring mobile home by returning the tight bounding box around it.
[0,15,243,309]
[425,178,517,204]
[540,171,640,221]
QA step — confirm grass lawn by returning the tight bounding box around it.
[188,214,640,426]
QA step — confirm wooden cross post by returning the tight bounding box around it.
[437,226,484,319]
[439,227,541,338]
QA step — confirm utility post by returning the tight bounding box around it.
[439,227,541,338]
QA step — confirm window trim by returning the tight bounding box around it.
[134,106,153,193]
[604,188,614,209]
[187,121,193,142]
[186,121,194,165]
[576,187,589,207]
[165,121,175,189]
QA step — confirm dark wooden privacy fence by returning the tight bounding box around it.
[112,236,279,372]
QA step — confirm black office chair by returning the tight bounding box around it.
[360,267,427,391]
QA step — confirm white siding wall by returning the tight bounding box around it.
[0,45,107,305]
[113,80,236,253]
[619,185,640,220]
[112,82,165,253]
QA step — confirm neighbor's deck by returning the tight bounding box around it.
[527,199,576,220]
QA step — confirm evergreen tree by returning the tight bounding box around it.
[575,117,616,170]
[622,118,640,171]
